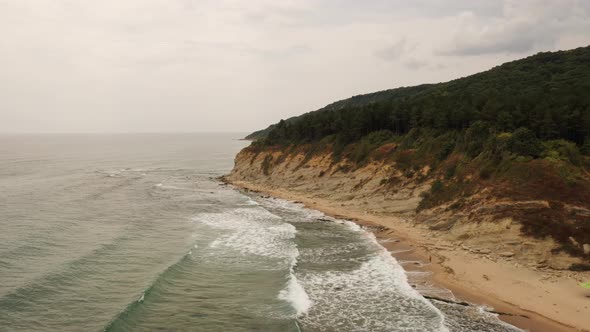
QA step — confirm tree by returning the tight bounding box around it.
[509,127,542,157]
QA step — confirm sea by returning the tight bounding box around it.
[0,133,521,332]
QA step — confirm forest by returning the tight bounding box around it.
[254,46,590,157]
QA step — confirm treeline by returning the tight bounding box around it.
[258,46,590,152]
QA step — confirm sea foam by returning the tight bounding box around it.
[192,207,298,264]
[278,269,312,316]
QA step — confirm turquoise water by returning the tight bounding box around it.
[0,134,519,331]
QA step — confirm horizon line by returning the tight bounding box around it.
[0,131,250,135]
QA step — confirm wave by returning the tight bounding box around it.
[278,268,312,316]
[153,183,193,191]
[193,203,312,318]
[193,193,515,331]
[364,231,449,332]
[257,196,332,222]
[192,207,298,263]
[0,228,130,305]
[296,248,449,332]
[102,246,195,331]
[258,195,450,331]
[248,198,259,205]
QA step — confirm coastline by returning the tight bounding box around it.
[223,178,590,332]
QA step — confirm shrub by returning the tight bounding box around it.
[400,128,421,149]
[438,140,455,161]
[570,263,590,271]
[479,164,494,179]
[363,130,396,146]
[464,121,492,157]
[352,142,372,164]
[394,150,415,170]
[509,127,542,157]
[332,139,347,161]
[449,200,464,210]
[445,164,456,179]
[261,154,273,175]
[542,139,582,165]
[431,180,444,193]
[484,132,512,159]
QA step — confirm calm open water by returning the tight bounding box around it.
[0,134,520,331]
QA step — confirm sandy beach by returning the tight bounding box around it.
[225,179,590,332]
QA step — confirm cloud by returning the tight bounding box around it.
[441,0,590,55]
[403,59,447,71]
[0,0,588,133]
[404,59,429,70]
[247,44,312,60]
[375,38,408,61]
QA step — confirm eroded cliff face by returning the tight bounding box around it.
[227,147,429,215]
[225,146,590,270]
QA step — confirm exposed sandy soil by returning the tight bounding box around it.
[224,148,590,332]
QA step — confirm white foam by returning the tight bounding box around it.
[377,238,398,244]
[247,195,451,330]
[261,197,305,210]
[259,196,331,222]
[297,249,448,332]
[341,219,362,232]
[278,270,312,316]
[154,183,189,191]
[192,207,298,263]
[194,205,313,316]
[246,198,259,205]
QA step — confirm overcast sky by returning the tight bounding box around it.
[1,0,589,133]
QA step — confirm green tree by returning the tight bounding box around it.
[509,127,542,157]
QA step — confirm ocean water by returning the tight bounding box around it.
[0,133,520,332]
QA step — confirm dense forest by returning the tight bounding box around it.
[254,46,590,156]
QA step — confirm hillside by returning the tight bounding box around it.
[234,46,590,264]
[256,46,590,146]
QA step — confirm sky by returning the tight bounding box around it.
[1,0,589,133]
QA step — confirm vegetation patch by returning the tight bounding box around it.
[261,154,273,176]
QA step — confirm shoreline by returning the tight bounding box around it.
[222,178,588,332]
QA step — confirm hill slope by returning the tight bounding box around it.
[256,46,590,148]
[231,46,590,266]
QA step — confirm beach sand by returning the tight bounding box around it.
[225,179,590,332]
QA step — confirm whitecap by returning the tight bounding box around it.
[278,271,312,316]
[193,207,298,264]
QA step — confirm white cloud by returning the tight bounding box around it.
[375,38,409,61]
[441,0,590,55]
[0,0,588,132]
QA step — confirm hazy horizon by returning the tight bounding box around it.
[2,0,589,134]
[0,131,250,134]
